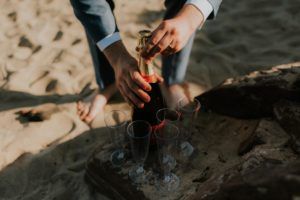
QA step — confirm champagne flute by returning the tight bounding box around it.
[155,123,180,193]
[104,110,128,167]
[177,97,200,157]
[127,120,151,184]
[156,108,180,169]
[156,108,181,126]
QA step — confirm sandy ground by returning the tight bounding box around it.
[0,0,299,199]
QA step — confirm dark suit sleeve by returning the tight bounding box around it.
[70,0,118,43]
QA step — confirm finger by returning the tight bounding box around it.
[119,86,133,107]
[130,70,152,91]
[77,104,86,116]
[161,48,176,56]
[161,40,177,56]
[120,83,143,108]
[77,101,84,112]
[85,96,106,123]
[80,107,89,120]
[125,78,151,103]
[143,24,167,55]
[171,41,180,53]
[123,82,144,108]
[147,33,173,60]
[155,73,164,83]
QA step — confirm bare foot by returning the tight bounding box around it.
[77,84,117,124]
[160,83,189,109]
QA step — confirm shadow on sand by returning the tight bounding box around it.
[0,89,81,112]
[0,127,110,200]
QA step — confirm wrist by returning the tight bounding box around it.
[103,40,132,70]
[174,4,204,33]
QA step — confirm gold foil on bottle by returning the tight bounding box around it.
[137,30,156,82]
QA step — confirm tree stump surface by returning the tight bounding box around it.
[196,62,300,118]
[85,63,300,199]
[85,114,297,200]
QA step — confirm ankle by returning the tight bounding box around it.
[168,84,182,91]
[99,83,117,101]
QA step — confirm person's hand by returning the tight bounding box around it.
[103,41,163,108]
[114,55,151,108]
[142,4,204,61]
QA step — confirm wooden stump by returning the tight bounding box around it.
[196,63,300,118]
[84,63,300,199]
[84,113,295,199]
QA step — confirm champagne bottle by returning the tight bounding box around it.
[132,30,165,144]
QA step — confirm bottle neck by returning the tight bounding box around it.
[137,30,157,84]
[138,58,157,83]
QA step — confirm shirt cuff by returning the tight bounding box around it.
[185,0,213,20]
[96,32,121,51]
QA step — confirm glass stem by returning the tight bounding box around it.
[163,168,172,182]
[136,163,144,174]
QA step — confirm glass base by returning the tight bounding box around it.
[180,141,194,157]
[128,165,147,184]
[155,173,180,193]
[163,154,176,170]
[110,149,125,167]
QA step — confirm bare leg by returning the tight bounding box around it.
[72,0,118,123]
[161,83,187,109]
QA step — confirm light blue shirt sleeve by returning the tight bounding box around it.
[185,0,213,20]
[96,32,121,51]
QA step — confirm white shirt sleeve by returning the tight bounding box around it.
[185,0,213,20]
[96,32,121,51]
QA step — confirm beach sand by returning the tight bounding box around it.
[0,0,299,199]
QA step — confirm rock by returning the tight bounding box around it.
[274,100,300,154]
[189,161,300,200]
[196,63,300,119]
